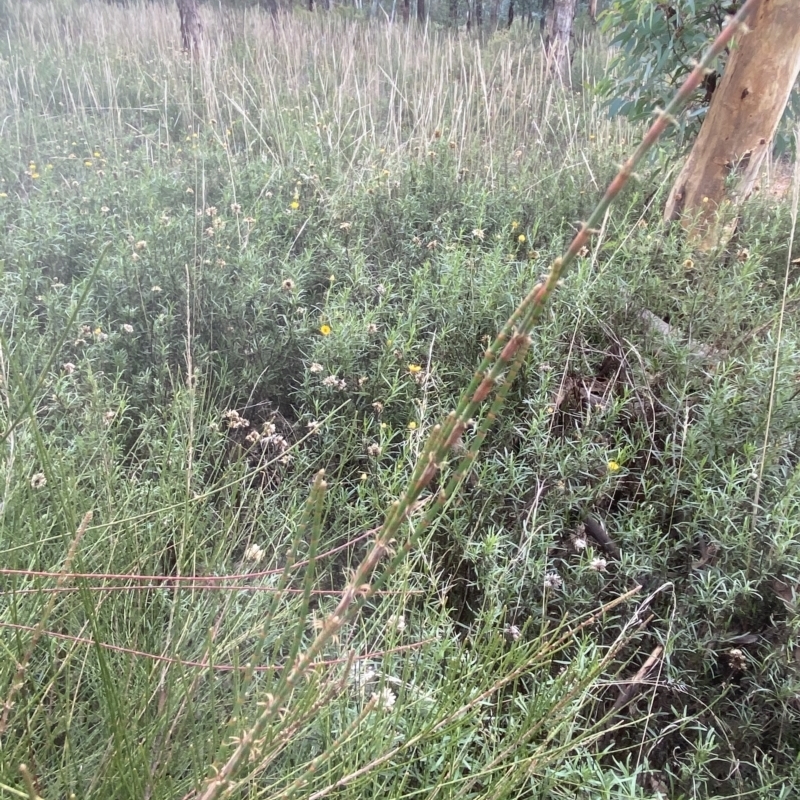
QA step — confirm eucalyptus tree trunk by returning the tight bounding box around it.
[664,0,800,248]
[588,0,598,23]
[544,0,578,83]
[176,0,202,55]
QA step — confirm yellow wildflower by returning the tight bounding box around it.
[518,234,526,243]
[289,200,300,210]
[407,421,418,430]
[607,460,621,473]
[408,364,422,374]
[319,324,331,336]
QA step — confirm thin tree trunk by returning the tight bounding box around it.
[450,0,458,25]
[664,0,800,247]
[475,0,482,29]
[544,0,577,83]
[176,0,202,55]
[417,0,425,23]
[402,0,409,23]
[588,0,598,23]
[540,0,550,34]
[489,0,499,29]
[507,0,513,28]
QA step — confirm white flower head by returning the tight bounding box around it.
[386,614,406,632]
[322,375,346,390]
[543,571,563,591]
[371,687,396,711]
[504,624,521,642]
[244,543,264,564]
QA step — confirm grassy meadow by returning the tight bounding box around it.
[1,1,800,797]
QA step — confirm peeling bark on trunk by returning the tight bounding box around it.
[176,0,202,55]
[664,0,800,248]
[544,0,578,84]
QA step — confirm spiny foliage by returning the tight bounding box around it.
[0,3,799,799]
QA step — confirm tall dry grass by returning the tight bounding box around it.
[2,0,626,182]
